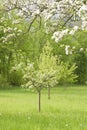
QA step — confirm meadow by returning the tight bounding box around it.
[0,85,87,130]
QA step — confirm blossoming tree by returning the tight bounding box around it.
[1,0,87,39]
[23,41,58,112]
[0,9,23,77]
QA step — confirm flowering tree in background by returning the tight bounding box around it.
[0,9,23,78]
[1,0,87,39]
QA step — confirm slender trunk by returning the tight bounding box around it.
[38,91,41,112]
[48,86,51,99]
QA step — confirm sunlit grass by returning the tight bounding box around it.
[0,85,87,130]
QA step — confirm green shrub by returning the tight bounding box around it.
[9,69,23,86]
[75,52,87,84]
[58,63,77,84]
[0,74,9,88]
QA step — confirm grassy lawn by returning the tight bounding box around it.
[0,85,87,130]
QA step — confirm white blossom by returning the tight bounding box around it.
[65,45,70,55]
[12,20,21,24]
[17,11,23,17]
[80,48,84,52]
[14,27,18,31]
[73,26,79,31]
[69,30,75,35]
[18,30,22,33]
[72,46,75,49]
[52,29,69,43]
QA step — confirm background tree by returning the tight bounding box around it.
[58,62,77,85]
[75,52,87,84]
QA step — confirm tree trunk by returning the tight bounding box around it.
[48,86,51,99]
[38,91,41,112]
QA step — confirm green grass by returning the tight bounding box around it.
[0,85,87,130]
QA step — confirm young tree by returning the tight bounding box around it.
[38,41,58,99]
[22,41,58,112]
